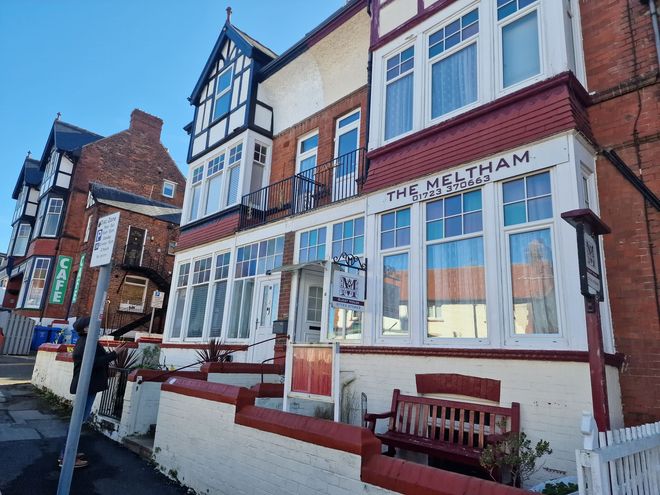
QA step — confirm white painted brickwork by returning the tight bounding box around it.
[154,392,397,495]
[117,380,162,439]
[206,372,281,388]
[341,353,623,486]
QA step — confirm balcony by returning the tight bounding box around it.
[239,148,366,230]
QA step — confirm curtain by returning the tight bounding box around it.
[426,237,486,338]
[209,281,227,338]
[226,166,241,205]
[502,10,540,87]
[385,73,413,140]
[431,43,477,118]
[186,285,208,338]
[509,229,558,334]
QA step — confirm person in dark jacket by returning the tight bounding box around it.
[58,316,127,468]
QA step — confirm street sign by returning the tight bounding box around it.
[151,290,165,309]
[90,212,120,267]
[49,255,73,305]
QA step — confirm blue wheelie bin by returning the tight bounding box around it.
[30,326,51,351]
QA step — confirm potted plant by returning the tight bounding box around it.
[480,430,552,487]
[195,338,227,363]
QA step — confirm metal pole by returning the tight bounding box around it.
[148,307,155,335]
[57,263,111,495]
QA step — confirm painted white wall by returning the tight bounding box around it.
[341,352,621,487]
[118,380,162,438]
[258,10,370,135]
[206,373,281,388]
[153,390,398,495]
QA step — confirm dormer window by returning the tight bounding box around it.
[213,67,233,121]
[162,180,176,198]
[40,150,60,195]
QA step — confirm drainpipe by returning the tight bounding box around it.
[641,0,660,68]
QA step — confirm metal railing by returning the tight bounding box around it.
[122,249,172,288]
[97,366,130,421]
[239,148,366,230]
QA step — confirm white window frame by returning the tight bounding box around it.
[296,130,319,175]
[225,143,244,207]
[40,150,59,196]
[162,180,176,198]
[377,207,412,342]
[12,223,31,257]
[382,44,416,144]
[496,0,544,95]
[168,261,191,340]
[425,6,481,125]
[203,151,226,216]
[184,255,213,340]
[42,197,64,237]
[23,257,51,309]
[13,186,27,223]
[188,165,204,222]
[119,275,149,313]
[208,251,231,339]
[213,66,233,122]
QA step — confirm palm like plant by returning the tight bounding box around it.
[111,345,140,370]
[195,338,226,363]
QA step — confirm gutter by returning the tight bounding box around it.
[601,149,660,210]
[641,0,660,68]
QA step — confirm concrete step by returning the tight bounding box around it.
[123,434,154,459]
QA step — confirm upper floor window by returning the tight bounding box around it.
[13,186,27,224]
[205,153,225,216]
[297,133,319,175]
[429,9,479,119]
[385,47,414,141]
[41,151,59,195]
[250,143,268,196]
[498,0,541,88]
[213,67,233,121]
[226,143,243,206]
[170,262,190,339]
[24,257,50,309]
[162,180,176,198]
[188,165,204,221]
[11,223,31,257]
[42,198,64,237]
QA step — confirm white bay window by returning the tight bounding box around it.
[380,208,411,336]
[170,262,190,339]
[384,47,414,141]
[186,257,212,339]
[499,0,541,89]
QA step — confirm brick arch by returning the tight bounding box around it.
[415,373,501,402]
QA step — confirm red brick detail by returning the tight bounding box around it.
[25,238,58,258]
[38,343,69,353]
[201,362,284,374]
[341,346,625,368]
[249,382,284,398]
[362,455,528,495]
[56,352,73,362]
[415,373,501,402]
[161,377,256,410]
[177,212,240,251]
[136,336,163,344]
[236,405,382,457]
[127,369,206,383]
[364,73,591,194]
[160,343,248,351]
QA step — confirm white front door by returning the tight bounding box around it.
[249,276,280,363]
[297,272,324,343]
[333,110,360,201]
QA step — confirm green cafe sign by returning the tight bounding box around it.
[49,255,73,305]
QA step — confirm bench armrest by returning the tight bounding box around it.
[363,411,394,433]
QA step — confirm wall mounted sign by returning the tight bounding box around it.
[368,136,569,214]
[71,254,85,304]
[49,255,73,305]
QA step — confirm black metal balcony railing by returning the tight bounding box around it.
[239,148,366,230]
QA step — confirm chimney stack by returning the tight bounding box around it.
[130,109,163,140]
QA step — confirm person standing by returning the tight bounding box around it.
[58,316,127,468]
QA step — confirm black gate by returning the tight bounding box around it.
[98,367,130,421]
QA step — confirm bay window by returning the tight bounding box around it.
[429,8,479,119]
[204,153,225,215]
[225,143,243,206]
[502,171,558,335]
[228,236,284,339]
[188,165,204,222]
[24,258,50,309]
[380,208,411,336]
[498,0,541,88]
[13,186,27,223]
[170,262,190,339]
[425,190,486,339]
[384,47,414,141]
[42,198,64,237]
[186,257,212,338]
[329,217,365,340]
[40,151,59,195]
[12,223,31,257]
[209,252,230,338]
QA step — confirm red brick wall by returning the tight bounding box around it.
[270,87,368,184]
[580,1,660,424]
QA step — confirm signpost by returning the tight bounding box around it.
[49,255,73,305]
[148,290,165,334]
[562,208,611,431]
[57,212,120,495]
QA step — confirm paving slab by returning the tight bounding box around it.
[0,424,41,442]
[8,409,56,423]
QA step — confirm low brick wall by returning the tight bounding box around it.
[202,362,284,389]
[153,378,529,495]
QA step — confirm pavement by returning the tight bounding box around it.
[0,354,189,495]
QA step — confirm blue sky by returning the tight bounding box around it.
[0,0,345,251]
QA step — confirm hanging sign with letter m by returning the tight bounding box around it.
[331,267,365,312]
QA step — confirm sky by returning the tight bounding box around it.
[0,0,346,251]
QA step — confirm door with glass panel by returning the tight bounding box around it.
[297,272,324,343]
[249,276,280,364]
[295,133,318,213]
[123,227,146,266]
[333,110,360,201]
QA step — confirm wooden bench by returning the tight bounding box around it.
[364,389,520,475]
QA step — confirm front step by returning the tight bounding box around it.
[123,434,154,459]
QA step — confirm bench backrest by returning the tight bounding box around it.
[387,389,520,450]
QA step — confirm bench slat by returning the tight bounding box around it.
[449,407,456,444]
[478,411,485,449]
[431,404,438,441]
[469,410,475,448]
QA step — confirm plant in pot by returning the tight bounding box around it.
[479,428,552,487]
[195,338,228,363]
[110,344,140,370]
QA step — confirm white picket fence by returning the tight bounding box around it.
[0,312,36,355]
[576,412,660,495]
